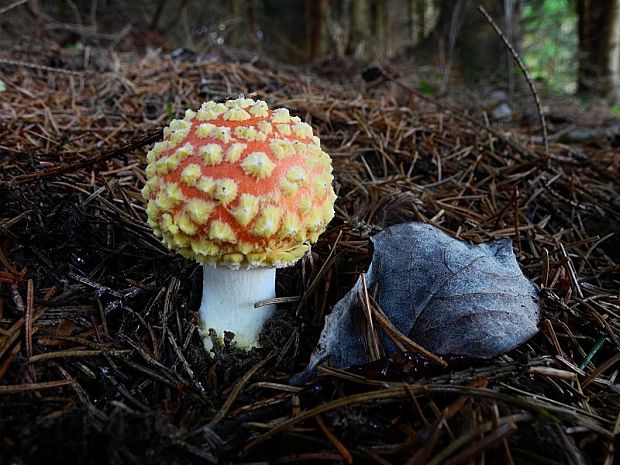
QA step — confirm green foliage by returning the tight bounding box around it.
[522,0,577,94]
[166,103,175,120]
[418,80,434,96]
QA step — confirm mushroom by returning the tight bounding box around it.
[141,97,336,349]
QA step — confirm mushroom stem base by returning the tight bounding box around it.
[199,265,276,350]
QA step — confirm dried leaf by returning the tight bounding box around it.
[295,222,540,382]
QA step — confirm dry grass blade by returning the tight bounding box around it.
[527,366,577,380]
[27,348,130,363]
[244,383,613,452]
[581,352,620,389]
[406,414,445,465]
[358,273,383,361]
[0,0,30,16]
[368,295,447,368]
[0,130,161,188]
[209,353,275,427]
[315,415,353,465]
[604,410,620,465]
[24,279,33,359]
[426,414,531,465]
[442,422,518,465]
[0,379,72,393]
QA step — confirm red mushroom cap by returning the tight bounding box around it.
[142,98,336,267]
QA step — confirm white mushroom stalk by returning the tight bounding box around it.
[142,97,336,350]
[200,265,276,349]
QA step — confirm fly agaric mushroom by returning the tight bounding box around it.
[141,97,336,349]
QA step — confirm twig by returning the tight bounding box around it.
[543,319,563,358]
[513,187,521,254]
[407,414,445,465]
[369,295,447,368]
[254,296,300,308]
[581,352,620,389]
[27,349,130,363]
[0,130,161,189]
[0,0,30,16]
[315,415,353,465]
[244,383,613,452]
[385,72,540,162]
[0,58,86,75]
[0,379,72,394]
[528,366,576,380]
[209,353,275,427]
[359,273,382,361]
[477,5,548,155]
[294,230,342,316]
[442,422,518,465]
[555,424,588,465]
[604,410,620,465]
[25,279,34,359]
[559,242,584,299]
[426,415,529,465]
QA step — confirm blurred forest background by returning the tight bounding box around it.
[2,0,620,108]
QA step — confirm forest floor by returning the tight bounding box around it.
[0,36,619,465]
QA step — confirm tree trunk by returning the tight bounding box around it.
[577,0,620,103]
[414,0,517,87]
[370,0,386,56]
[408,0,415,43]
[247,0,259,50]
[346,0,371,58]
[227,0,240,47]
[416,0,426,42]
[308,0,327,60]
[382,0,391,55]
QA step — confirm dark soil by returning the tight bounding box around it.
[1,26,619,465]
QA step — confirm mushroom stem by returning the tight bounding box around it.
[199,265,276,349]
